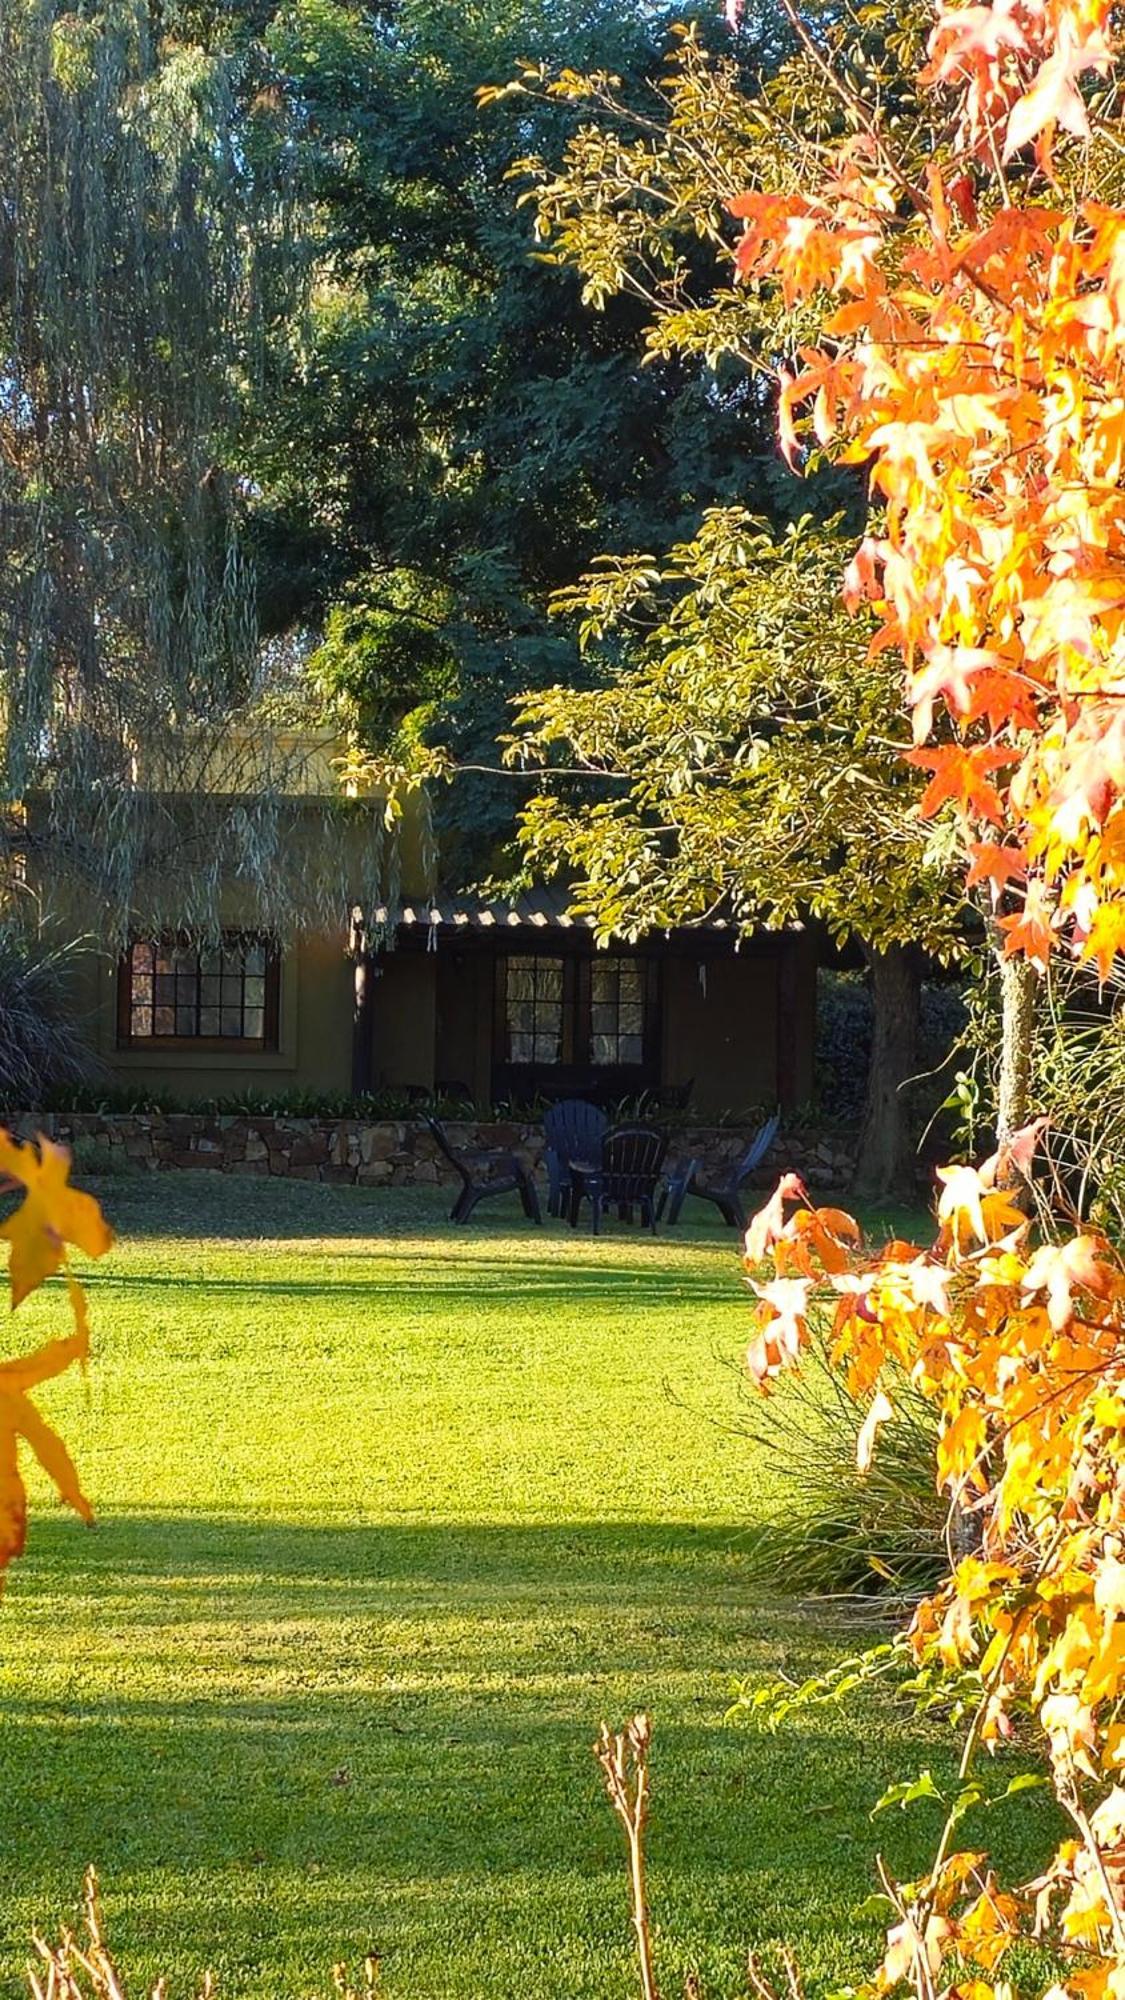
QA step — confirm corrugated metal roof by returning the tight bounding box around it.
[368,885,738,933]
[370,885,594,930]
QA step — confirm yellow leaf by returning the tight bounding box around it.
[0,1133,113,1309]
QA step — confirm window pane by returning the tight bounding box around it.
[175,1005,196,1036]
[221,1008,243,1037]
[199,949,223,976]
[620,1004,643,1035]
[591,1035,616,1066]
[619,1035,643,1065]
[244,944,266,976]
[131,1006,152,1037]
[244,1006,264,1039]
[154,1006,175,1035]
[199,1007,221,1036]
[511,1032,534,1063]
[536,962,563,1000]
[133,942,154,973]
[591,1004,615,1037]
[244,976,265,1007]
[131,974,153,1005]
[173,947,197,975]
[619,970,644,1000]
[155,974,175,1005]
[201,974,221,1006]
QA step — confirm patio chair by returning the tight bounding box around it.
[424,1116,542,1225]
[568,1123,668,1236]
[542,1099,608,1218]
[660,1111,780,1230]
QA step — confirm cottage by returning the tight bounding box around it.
[52,749,817,1117]
[63,896,814,1119]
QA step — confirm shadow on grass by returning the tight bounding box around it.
[0,1513,1047,2000]
[79,1259,745,1308]
[85,1173,746,1247]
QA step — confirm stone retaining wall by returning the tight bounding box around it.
[19,1111,857,1190]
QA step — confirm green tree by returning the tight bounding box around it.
[245,0,803,881]
[487,14,967,1194]
[510,508,966,1197]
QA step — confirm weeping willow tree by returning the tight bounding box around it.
[0,0,408,943]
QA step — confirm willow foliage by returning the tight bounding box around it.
[0,0,399,939]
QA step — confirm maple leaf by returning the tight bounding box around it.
[905,745,1013,825]
[1003,19,1114,161]
[965,841,1028,903]
[746,1277,812,1384]
[980,1114,1048,1188]
[1021,1235,1117,1330]
[744,1173,809,1266]
[0,1330,94,1586]
[1079,900,1125,983]
[999,882,1056,971]
[0,1134,114,1310]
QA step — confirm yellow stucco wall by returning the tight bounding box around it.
[74,931,354,1099]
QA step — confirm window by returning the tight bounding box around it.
[498,951,655,1073]
[119,934,280,1049]
[590,955,647,1066]
[504,955,567,1064]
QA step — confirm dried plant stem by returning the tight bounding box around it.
[596,1715,660,2000]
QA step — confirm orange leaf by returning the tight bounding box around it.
[905,746,1013,826]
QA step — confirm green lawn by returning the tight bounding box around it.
[0,1177,1047,2000]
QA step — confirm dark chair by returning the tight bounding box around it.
[543,1099,609,1218]
[569,1124,668,1236]
[435,1078,474,1106]
[656,1077,695,1112]
[661,1111,780,1229]
[424,1116,542,1225]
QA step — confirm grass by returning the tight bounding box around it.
[0,1177,1052,2000]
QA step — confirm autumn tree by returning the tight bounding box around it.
[675,7,1125,2000]
[510,508,966,1197]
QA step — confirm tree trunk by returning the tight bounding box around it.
[851,943,923,1203]
[995,946,1037,1147]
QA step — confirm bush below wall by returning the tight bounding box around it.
[19,1110,861,1192]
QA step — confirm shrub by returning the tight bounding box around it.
[736,1333,945,1603]
[0,927,99,1111]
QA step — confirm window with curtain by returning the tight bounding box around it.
[504,955,565,1064]
[590,956,647,1065]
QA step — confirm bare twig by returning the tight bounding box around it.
[596,1715,660,2000]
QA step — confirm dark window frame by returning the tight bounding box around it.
[117,932,281,1052]
[493,947,660,1087]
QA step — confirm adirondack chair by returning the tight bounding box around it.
[568,1124,668,1236]
[542,1099,609,1217]
[660,1111,780,1229]
[424,1116,542,1225]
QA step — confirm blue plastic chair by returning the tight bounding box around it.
[567,1123,669,1235]
[543,1100,609,1217]
[661,1112,781,1229]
